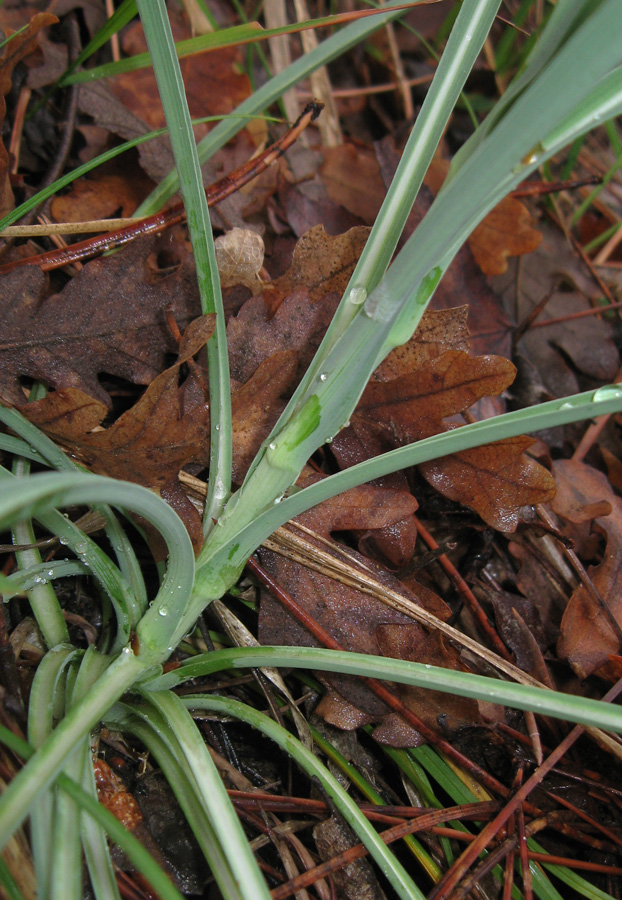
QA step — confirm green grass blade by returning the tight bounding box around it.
[106,701,245,900]
[196,385,622,573]
[63,6,422,86]
[136,0,231,528]
[246,0,503,478]
[183,694,427,900]
[147,645,622,734]
[0,726,185,900]
[134,0,416,218]
[141,691,272,900]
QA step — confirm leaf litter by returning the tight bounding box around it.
[2,4,622,898]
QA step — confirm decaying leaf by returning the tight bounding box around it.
[319,143,386,225]
[0,236,202,406]
[355,349,555,531]
[424,156,541,276]
[553,460,622,679]
[50,172,149,222]
[20,317,214,550]
[0,12,57,217]
[259,479,479,747]
[231,349,299,482]
[469,194,542,276]
[260,224,369,317]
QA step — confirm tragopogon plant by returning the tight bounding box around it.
[2,2,622,898]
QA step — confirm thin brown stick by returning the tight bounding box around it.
[429,676,622,900]
[0,102,323,274]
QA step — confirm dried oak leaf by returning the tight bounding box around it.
[259,480,479,747]
[226,278,340,386]
[356,349,555,530]
[330,421,418,567]
[468,195,542,276]
[0,236,202,406]
[260,225,369,317]
[494,221,619,398]
[553,460,622,678]
[231,349,299,483]
[112,15,250,131]
[50,171,150,222]
[0,12,57,216]
[20,316,214,550]
[319,143,387,225]
[424,156,541,276]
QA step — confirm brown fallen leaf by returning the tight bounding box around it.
[424,156,541,277]
[354,349,555,531]
[468,195,542,276]
[259,539,478,746]
[495,220,620,398]
[0,12,58,217]
[0,236,202,406]
[20,316,215,550]
[319,143,386,225]
[330,420,418,567]
[50,172,151,223]
[260,224,369,317]
[109,8,250,139]
[226,277,340,386]
[231,350,299,482]
[258,478,480,747]
[553,459,622,678]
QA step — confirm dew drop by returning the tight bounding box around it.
[558,402,574,410]
[268,441,277,450]
[348,286,367,306]
[159,606,169,617]
[47,570,54,577]
[319,373,328,382]
[593,384,622,403]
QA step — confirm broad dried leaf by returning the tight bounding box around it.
[358,350,516,442]
[355,350,555,530]
[0,237,202,406]
[231,350,298,482]
[259,535,475,746]
[374,307,469,382]
[20,317,215,549]
[469,195,541,276]
[112,18,250,131]
[0,13,57,216]
[424,156,541,276]
[420,437,555,532]
[495,220,619,397]
[260,225,369,317]
[554,460,622,678]
[50,172,149,222]
[215,228,265,293]
[319,143,386,225]
[330,421,418,567]
[227,281,340,385]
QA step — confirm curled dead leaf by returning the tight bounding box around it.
[215,227,265,293]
